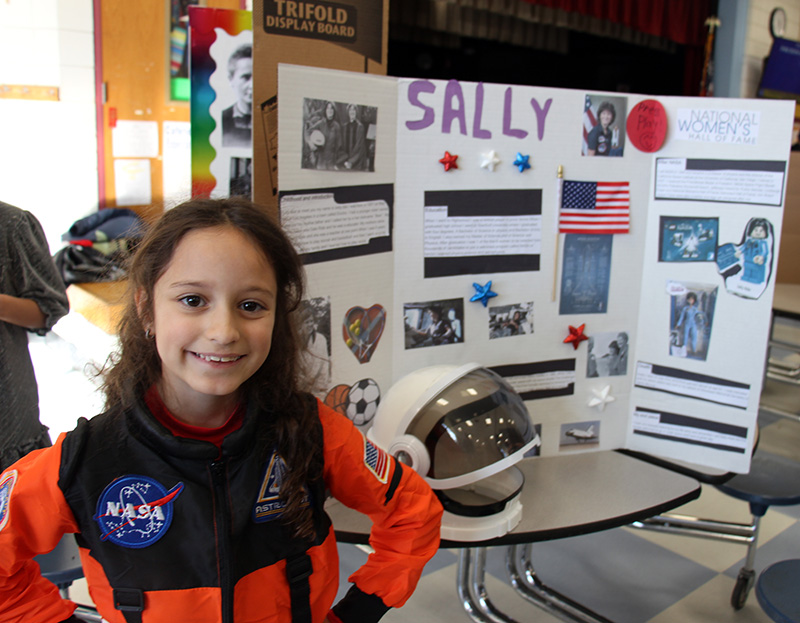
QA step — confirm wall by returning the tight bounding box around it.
[742,0,800,97]
[0,0,793,252]
[739,1,800,285]
[0,0,98,253]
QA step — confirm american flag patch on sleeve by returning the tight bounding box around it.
[364,438,390,484]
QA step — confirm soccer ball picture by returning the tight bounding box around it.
[345,378,381,426]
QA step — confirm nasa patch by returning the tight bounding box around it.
[0,470,18,533]
[94,475,184,549]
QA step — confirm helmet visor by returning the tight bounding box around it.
[405,368,535,481]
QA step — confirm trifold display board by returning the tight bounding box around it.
[276,63,794,474]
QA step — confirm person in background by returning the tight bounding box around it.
[0,201,69,472]
[0,197,441,623]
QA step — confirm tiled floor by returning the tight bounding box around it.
[28,311,800,623]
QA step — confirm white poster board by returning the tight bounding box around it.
[277,63,794,473]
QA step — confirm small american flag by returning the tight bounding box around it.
[582,95,597,155]
[559,180,630,234]
[364,439,390,483]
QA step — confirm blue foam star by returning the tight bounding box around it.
[470,281,498,307]
[513,153,531,172]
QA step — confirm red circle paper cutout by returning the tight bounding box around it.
[626,99,667,152]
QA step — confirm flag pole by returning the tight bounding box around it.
[552,164,564,301]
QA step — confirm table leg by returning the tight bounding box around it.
[457,547,519,623]
[73,606,104,622]
[505,544,615,623]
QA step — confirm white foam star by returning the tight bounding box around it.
[480,150,501,172]
[588,385,615,412]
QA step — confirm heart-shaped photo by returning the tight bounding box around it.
[342,304,386,363]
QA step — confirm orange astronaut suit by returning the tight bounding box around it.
[0,397,442,623]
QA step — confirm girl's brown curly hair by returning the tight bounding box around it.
[102,197,322,540]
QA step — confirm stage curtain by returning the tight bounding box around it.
[518,0,712,46]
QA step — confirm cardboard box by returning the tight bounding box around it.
[252,0,389,217]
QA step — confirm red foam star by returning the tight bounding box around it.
[439,151,459,171]
[564,324,589,350]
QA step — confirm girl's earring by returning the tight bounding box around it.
[145,328,154,340]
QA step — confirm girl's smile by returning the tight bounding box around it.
[192,352,244,363]
[147,225,277,427]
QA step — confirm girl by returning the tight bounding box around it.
[0,198,442,623]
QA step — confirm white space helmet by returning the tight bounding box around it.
[368,362,540,540]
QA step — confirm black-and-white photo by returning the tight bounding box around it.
[300,296,332,398]
[220,44,252,148]
[229,157,251,198]
[586,331,629,377]
[302,98,377,172]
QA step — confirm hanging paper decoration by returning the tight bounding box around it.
[470,281,498,307]
[342,304,386,363]
[439,151,459,171]
[564,324,589,349]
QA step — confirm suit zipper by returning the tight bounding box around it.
[211,460,234,623]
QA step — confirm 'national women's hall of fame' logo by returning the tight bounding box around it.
[94,475,184,548]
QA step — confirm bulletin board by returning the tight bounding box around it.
[97,0,240,219]
[275,64,794,474]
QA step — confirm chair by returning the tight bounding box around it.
[35,535,102,622]
[714,445,800,608]
[35,534,83,599]
[756,559,800,623]
[629,421,800,609]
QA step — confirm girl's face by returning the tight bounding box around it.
[148,226,277,423]
[325,103,335,120]
[751,225,767,239]
[599,109,613,128]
